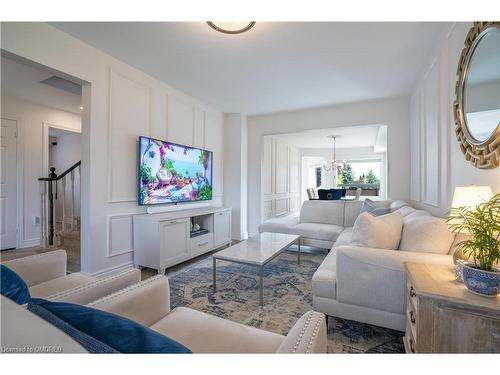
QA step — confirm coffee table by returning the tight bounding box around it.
[212,233,301,306]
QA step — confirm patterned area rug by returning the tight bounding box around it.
[166,249,404,353]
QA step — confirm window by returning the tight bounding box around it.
[315,166,322,188]
[338,159,382,197]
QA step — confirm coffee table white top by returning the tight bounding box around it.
[213,233,299,266]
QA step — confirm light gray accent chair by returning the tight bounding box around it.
[311,201,456,331]
[2,250,141,303]
[1,276,327,353]
[87,275,327,353]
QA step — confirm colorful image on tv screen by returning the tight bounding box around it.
[139,136,212,205]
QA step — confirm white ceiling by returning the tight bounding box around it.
[50,22,449,115]
[1,56,82,114]
[274,124,384,149]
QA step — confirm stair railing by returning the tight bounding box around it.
[38,161,81,247]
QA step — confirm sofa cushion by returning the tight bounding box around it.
[258,214,300,235]
[299,200,344,226]
[294,223,344,242]
[390,200,409,211]
[150,306,284,353]
[312,249,337,300]
[343,201,364,227]
[29,273,97,299]
[1,296,86,353]
[350,211,404,250]
[360,200,391,216]
[333,227,353,248]
[399,216,455,254]
[27,298,191,353]
[403,209,431,222]
[1,264,31,304]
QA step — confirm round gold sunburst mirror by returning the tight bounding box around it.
[454,22,500,169]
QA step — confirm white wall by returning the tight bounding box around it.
[1,96,81,248]
[50,131,82,224]
[261,136,301,221]
[223,113,248,240]
[409,23,500,217]
[2,23,224,275]
[247,97,410,235]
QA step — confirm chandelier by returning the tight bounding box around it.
[206,22,256,34]
[322,135,346,171]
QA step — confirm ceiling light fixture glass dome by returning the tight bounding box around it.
[206,22,256,34]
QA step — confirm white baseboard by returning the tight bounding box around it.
[20,238,41,248]
[89,261,134,278]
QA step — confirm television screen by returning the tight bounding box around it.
[138,136,213,205]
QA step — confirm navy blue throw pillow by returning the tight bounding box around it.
[27,298,192,354]
[1,264,31,304]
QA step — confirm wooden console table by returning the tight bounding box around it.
[404,262,500,353]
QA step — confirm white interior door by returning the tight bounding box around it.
[0,118,18,250]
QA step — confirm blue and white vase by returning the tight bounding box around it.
[462,264,500,297]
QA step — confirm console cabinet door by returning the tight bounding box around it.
[214,211,231,247]
[159,218,190,268]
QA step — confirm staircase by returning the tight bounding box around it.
[39,161,81,272]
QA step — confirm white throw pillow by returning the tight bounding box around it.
[399,216,455,254]
[350,211,404,250]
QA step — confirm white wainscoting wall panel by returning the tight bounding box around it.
[409,23,500,217]
[262,136,300,220]
[167,96,194,146]
[107,214,134,257]
[423,59,440,207]
[108,70,151,203]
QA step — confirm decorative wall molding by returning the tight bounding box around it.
[107,68,152,203]
[106,214,134,258]
[422,58,441,207]
[262,136,300,220]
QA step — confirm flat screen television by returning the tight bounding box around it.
[138,136,213,205]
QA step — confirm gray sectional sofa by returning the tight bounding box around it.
[259,199,457,331]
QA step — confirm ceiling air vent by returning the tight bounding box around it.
[40,76,82,96]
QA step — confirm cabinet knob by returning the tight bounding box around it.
[409,286,416,298]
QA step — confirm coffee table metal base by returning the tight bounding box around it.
[212,238,300,307]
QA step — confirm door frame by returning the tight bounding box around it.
[42,122,82,177]
[1,116,20,249]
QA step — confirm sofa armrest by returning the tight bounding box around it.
[276,311,327,353]
[2,250,67,287]
[335,246,453,315]
[46,268,141,305]
[87,275,170,327]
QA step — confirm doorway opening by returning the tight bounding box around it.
[1,52,87,273]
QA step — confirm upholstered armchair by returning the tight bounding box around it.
[2,250,141,304]
[87,275,327,353]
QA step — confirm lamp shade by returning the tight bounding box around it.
[450,186,493,209]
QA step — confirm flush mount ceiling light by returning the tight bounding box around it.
[206,21,256,34]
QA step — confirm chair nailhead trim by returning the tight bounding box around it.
[291,311,325,354]
[88,275,165,307]
[46,269,138,300]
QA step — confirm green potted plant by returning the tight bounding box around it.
[447,192,500,297]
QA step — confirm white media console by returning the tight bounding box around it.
[133,206,232,274]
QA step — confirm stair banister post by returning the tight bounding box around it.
[39,180,47,248]
[61,175,66,233]
[70,169,75,231]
